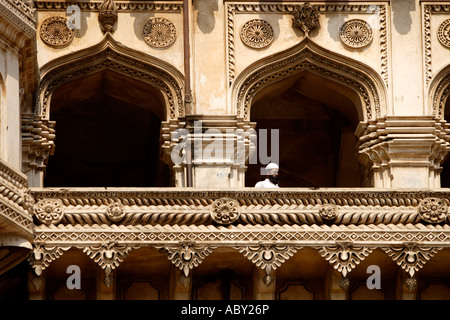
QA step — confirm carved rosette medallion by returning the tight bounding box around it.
[339,19,373,48]
[143,18,176,48]
[319,204,337,221]
[33,199,64,225]
[292,2,320,36]
[418,197,448,223]
[39,16,74,47]
[106,201,125,222]
[210,197,240,225]
[438,19,450,48]
[240,19,274,49]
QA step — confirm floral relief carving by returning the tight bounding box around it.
[318,204,337,221]
[210,197,240,225]
[39,16,74,47]
[240,19,274,49]
[418,197,448,223]
[33,199,64,225]
[28,244,71,276]
[292,2,320,36]
[339,19,373,49]
[143,17,176,48]
[438,18,450,48]
[157,242,217,277]
[98,0,118,33]
[106,201,125,223]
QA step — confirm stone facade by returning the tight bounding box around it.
[2,0,450,300]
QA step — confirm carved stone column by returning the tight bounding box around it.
[169,265,192,300]
[28,271,45,300]
[394,269,417,300]
[324,267,347,300]
[96,269,116,300]
[357,116,450,188]
[251,266,276,300]
[161,115,256,187]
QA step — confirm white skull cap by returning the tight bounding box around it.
[265,163,279,170]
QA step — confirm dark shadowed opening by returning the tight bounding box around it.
[44,70,171,187]
[246,71,362,188]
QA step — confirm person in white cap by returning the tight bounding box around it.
[255,163,279,188]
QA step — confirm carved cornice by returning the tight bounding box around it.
[33,1,182,12]
[28,188,450,227]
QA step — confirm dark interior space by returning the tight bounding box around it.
[44,70,171,187]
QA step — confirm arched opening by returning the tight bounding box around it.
[44,69,171,187]
[246,71,361,188]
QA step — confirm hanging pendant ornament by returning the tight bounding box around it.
[292,2,321,37]
[98,0,118,33]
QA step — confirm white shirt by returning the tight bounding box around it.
[255,178,279,188]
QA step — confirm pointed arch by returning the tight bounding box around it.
[37,33,185,121]
[429,64,450,119]
[232,38,387,122]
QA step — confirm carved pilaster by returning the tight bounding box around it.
[357,116,450,188]
[21,114,56,187]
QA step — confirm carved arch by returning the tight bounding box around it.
[233,38,387,122]
[37,33,185,120]
[429,64,450,119]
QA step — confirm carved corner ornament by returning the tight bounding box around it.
[210,197,240,225]
[292,2,320,37]
[98,0,118,33]
[318,243,372,279]
[236,244,300,286]
[28,244,71,276]
[81,242,139,287]
[417,197,448,223]
[33,199,65,225]
[157,242,217,277]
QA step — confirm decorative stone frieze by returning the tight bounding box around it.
[143,18,176,48]
[240,19,273,49]
[292,2,320,36]
[39,16,74,47]
[33,199,64,225]
[340,19,373,49]
[210,197,240,225]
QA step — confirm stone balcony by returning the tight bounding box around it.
[26,187,450,292]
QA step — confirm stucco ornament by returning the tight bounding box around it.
[339,19,373,48]
[106,201,125,222]
[98,0,118,33]
[240,19,274,49]
[210,197,240,225]
[143,18,177,48]
[418,197,448,223]
[40,16,74,47]
[34,199,64,225]
[438,19,450,48]
[292,2,320,36]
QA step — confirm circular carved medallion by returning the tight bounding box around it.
[106,201,125,222]
[438,19,450,48]
[240,19,274,49]
[40,16,74,47]
[210,198,240,225]
[319,204,337,221]
[34,199,64,225]
[339,19,373,48]
[143,18,176,48]
[418,197,448,223]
